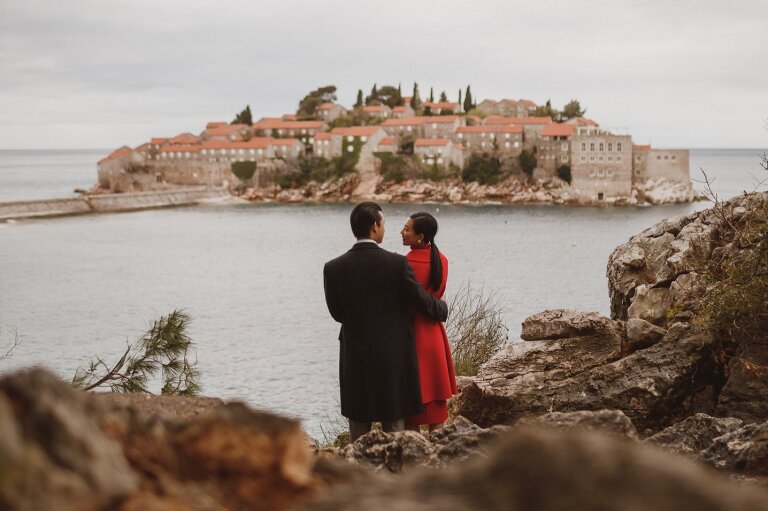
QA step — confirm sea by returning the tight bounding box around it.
[0,148,765,437]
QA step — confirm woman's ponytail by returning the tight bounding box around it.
[410,212,443,292]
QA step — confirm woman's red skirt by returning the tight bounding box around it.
[405,399,448,426]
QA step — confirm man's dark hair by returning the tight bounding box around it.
[350,202,383,239]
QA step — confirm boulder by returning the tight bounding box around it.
[516,409,639,440]
[520,309,623,341]
[457,323,717,432]
[715,346,768,423]
[299,427,768,511]
[625,318,667,352]
[700,422,768,475]
[627,284,673,326]
[647,414,744,456]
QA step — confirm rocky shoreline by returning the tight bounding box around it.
[2,192,766,511]
[238,174,700,206]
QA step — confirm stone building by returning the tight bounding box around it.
[485,116,553,147]
[476,99,538,117]
[537,124,577,173]
[423,115,464,139]
[312,132,332,159]
[202,123,249,141]
[454,125,524,156]
[328,126,388,171]
[316,103,347,123]
[392,105,415,119]
[413,139,464,169]
[570,127,633,202]
[422,101,460,115]
[476,99,498,116]
[251,119,326,146]
[381,117,427,138]
[632,145,690,184]
[375,136,398,153]
[361,105,392,119]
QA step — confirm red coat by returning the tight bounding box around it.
[406,246,458,404]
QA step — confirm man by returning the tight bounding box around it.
[323,202,448,441]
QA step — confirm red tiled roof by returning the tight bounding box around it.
[423,102,459,110]
[485,116,553,126]
[541,124,577,137]
[201,138,273,150]
[382,117,427,127]
[206,122,228,129]
[427,115,460,124]
[252,119,324,130]
[456,125,523,134]
[98,146,133,164]
[317,103,338,111]
[331,126,383,137]
[314,133,332,141]
[160,144,202,153]
[415,139,450,147]
[150,138,169,145]
[169,133,200,144]
[633,144,651,151]
[362,105,389,113]
[205,124,247,137]
[499,99,518,105]
[519,99,537,107]
[379,136,397,146]
[392,106,411,112]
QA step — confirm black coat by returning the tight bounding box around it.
[323,243,448,422]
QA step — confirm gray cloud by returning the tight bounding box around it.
[0,0,766,149]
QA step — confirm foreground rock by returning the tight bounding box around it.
[0,368,326,511]
[299,427,768,511]
[647,413,745,457]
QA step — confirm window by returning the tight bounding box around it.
[672,155,677,160]
[301,129,306,134]
[428,148,434,156]
[458,133,463,139]
[481,132,486,138]
[599,156,604,162]
[505,133,510,139]
[598,169,605,178]
[238,149,244,154]
[432,123,437,129]
[657,155,662,160]
[589,169,596,177]
[562,156,569,162]
[664,155,669,160]
[561,143,568,151]
[599,143,604,151]
[407,126,413,132]
[505,142,510,148]
[617,143,622,151]
[347,145,354,152]
[589,156,595,162]
[590,143,595,151]
[608,143,613,151]
[617,156,622,162]
[250,149,255,155]
[481,142,486,148]
[581,143,586,151]
[514,141,520,148]
[636,156,640,162]
[608,156,613,162]
[437,157,443,164]
[347,136,354,142]
[581,156,586,162]
[607,170,614,177]
[201,149,207,155]
[361,136,368,142]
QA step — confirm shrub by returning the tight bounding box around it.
[462,152,501,185]
[231,161,257,182]
[446,283,508,376]
[519,149,537,178]
[557,165,572,184]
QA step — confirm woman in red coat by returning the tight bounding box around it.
[400,212,458,432]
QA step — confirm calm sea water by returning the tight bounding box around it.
[0,148,765,436]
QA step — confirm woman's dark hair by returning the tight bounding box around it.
[410,212,443,292]
[350,202,383,239]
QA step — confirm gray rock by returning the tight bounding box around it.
[626,318,667,352]
[627,284,673,326]
[299,427,768,511]
[517,409,639,440]
[715,345,768,423]
[521,309,623,341]
[457,323,717,432]
[647,414,744,456]
[701,422,768,474]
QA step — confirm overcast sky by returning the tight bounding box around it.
[1,0,766,150]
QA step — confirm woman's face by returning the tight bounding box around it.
[400,217,423,247]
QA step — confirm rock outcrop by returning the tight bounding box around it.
[457,192,768,432]
[0,368,327,511]
[299,427,768,511]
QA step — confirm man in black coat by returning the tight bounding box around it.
[323,202,448,441]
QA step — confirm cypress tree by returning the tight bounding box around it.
[464,86,473,113]
[439,91,448,102]
[355,89,363,108]
[411,82,421,110]
[458,89,462,110]
[429,87,434,103]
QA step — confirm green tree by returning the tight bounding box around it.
[71,310,201,395]
[562,99,586,120]
[439,91,448,102]
[411,82,422,110]
[232,105,252,125]
[231,161,257,182]
[429,87,434,103]
[366,83,379,105]
[376,85,403,108]
[354,89,364,108]
[557,164,572,184]
[458,89,462,110]
[297,85,337,118]
[519,149,537,178]
[462,152,502,185]
[533,99,558,120]
[463,86,473,113]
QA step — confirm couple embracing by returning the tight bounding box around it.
[323,202,458,442]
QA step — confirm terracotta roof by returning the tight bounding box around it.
[98,146,133,164]
[456,125,523,134]
[423,102,459,110]
[519,99,537,107]
[379,136,397,146]
[382,117,427,127]
[426,115,460,124]
[252,119,325,130]
[317,103,338,111]
[402,96,412,102]
[150,138,169,145]
[415,138,450,147]
[499,99,518,105]
[169,133,200,144]
[633,144,651,151]
[362,105,390,113]
[314,133,332,141]
[485,116,553,126]
[541,124,577,137]
[392,106,411,113]
[331,126,383,137]
[160,144,202,153]
[577,117,599,126]
[206,122,228,129]
[480,99,497,105]
[282,114,298,121]
[201,138,273,150]
[205,124,247,137]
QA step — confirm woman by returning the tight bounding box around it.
[400,212,458,433]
